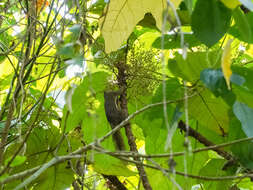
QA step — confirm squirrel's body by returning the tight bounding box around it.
[104,91,126,150]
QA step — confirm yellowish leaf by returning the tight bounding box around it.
[100,0,182,53]
[221,39,233,90]
[220,0,241,9]
[0,56,18,77]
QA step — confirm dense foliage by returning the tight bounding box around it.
[1,0,253,189]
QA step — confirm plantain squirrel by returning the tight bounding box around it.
[104,91,126,150]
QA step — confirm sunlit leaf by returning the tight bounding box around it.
[220,0,241,9]
[168,51,220,82]
[5,156,26,167]
[99,0,169,53]
[188,89,230,134]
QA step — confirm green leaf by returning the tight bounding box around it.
[142,120,208,188]
[229,12,253,43]
[92,154,136,176]
[200,69,230,97]
[232,7,252,42]
[228,117,253,169]
[62,72,109,132]
[200,68,237,105]
[177,10,191,25]
[135,79,184,126]
[191,0,231,47]
[168,51,220,82]
[233,101,253,137]
[226,66,253,107]
[188,89,230,134]
[233,85,253,108]
[152,33,201,49]
[198,159,233,189]
[0,56,5,63]
[33,164,74,190]
[133,81,209,187]
[184,0,194,13]
[5,156,26,167]
[232,66,253,90]
[146,168,172,189]
[237,178,253,190]
[0,74,13,90]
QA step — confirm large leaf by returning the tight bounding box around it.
[152,33,201,49]
[232,66,253,108]
[200,69,230,97]
[99,0,168,53]
[229,12,253,43]
[3,126,78,189]
[198,159,234,189]
[228,117,253,169]
[188,89,230,134]
[135,111,209,188]
[168,51,221,82]
[32,164,74,190]
[191,0,232,47]
[233,85,253,108]
[200,69,239,105]
[61,72,109,132]
[132,80,209,188]
[233,101,253,137]
[232,7,251,42]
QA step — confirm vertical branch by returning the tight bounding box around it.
[116,61,152,190]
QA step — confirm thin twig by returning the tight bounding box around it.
[92,135,253,159]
